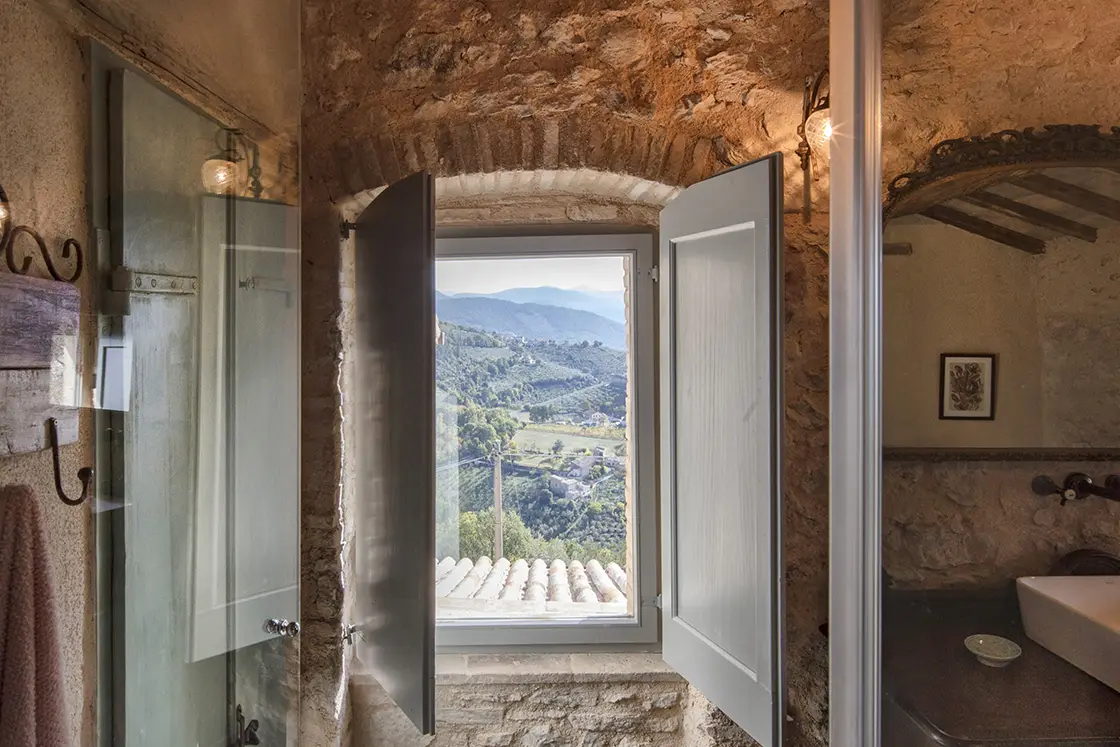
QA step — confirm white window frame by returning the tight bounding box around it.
[434,231,659,649]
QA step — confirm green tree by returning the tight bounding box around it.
[458,509,537,561]
[528,404,555,423]
[552,439,564,454]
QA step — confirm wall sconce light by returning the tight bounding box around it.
[201,128,263,199]
[0,181,83,283]
[796,69,830,222]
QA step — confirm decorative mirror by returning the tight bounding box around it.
[882,125,1120,457]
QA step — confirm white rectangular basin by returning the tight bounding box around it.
[1017,575,1120,693]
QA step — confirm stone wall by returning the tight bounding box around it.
[351,656,771,747]
[882,0,1120,180]
[302,0,829,211]
[0,3,95,744]
[884,459,1120,589]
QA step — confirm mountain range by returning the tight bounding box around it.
[436,288,626,349]
[451,286,625,323]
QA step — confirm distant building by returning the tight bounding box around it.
[568,456,596,479]
[549,474,590,498]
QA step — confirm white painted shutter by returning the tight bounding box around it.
[351,171,437,735]
[658,155,785,746]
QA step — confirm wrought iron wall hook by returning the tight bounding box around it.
[48,417,93,506]
[0,182,84,284]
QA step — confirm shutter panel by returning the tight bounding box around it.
[658,155,784,746]
[351,172,437,735]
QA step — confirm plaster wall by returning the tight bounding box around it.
[35,0,299,143]
[1034,230,1120,447]
[884,217,1120,449]
[883,217,1044,448]
[0,2,95,744]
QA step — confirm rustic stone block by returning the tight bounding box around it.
[440,706,507,725]
[566,204,620,222]
[617,737,653,747]
[520,724,557,747]
[602,685,642,705]
[527,687,598,708]
[567,712,641,732]
[474,730,517,747]
[642,715,682,733]
[507,706,569,721]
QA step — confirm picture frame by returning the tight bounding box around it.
[939,353,997,420]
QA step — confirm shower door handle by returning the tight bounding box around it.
[264,618,301,638]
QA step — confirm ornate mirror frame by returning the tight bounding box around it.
[883,124,1120,218]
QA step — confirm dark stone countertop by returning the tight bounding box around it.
[883,586,1120,747]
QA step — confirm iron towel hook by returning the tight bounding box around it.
[48,417,93,506]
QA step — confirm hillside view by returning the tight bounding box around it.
[435,277,631,570]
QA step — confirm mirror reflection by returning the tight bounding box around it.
[882,158,1120,746]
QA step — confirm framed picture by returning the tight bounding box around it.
[940,353,997,420]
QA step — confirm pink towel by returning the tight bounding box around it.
[0,485,70,747]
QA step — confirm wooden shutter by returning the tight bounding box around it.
[658,155,784,746]
[351,172,437,735]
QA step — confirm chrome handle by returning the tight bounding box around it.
[264,618,300,638]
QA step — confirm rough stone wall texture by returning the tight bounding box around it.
[884,460,1120,589]
[302,0,829,207]
[0,2,95,744]
[779,216,830,747]
[354,673,690,747]
[882,0,1120,180]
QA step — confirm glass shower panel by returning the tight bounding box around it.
[97,65,299,747]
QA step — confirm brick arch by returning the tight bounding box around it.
[339,168,682,219]
[326,114,729,203]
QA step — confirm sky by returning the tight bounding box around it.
[436,256,626,295]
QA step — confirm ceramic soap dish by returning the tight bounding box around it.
[965,634,1022,668]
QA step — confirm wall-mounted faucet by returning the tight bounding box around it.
[1032,473,1120,506]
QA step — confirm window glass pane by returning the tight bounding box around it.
[435,254,634,621]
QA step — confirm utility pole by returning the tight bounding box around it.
[493,450,503,559]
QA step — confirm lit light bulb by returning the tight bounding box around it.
[804,109,832,158]
[201,157,242,194]
[0,201,9,227]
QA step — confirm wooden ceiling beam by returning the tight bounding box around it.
[962,190,1098,243]
[1010,174,1120,220]
[921,205,1047,254]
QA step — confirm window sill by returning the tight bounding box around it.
[423,653,682,685]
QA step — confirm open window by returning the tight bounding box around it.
[432,233,658,648]
[351,154,784,744]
